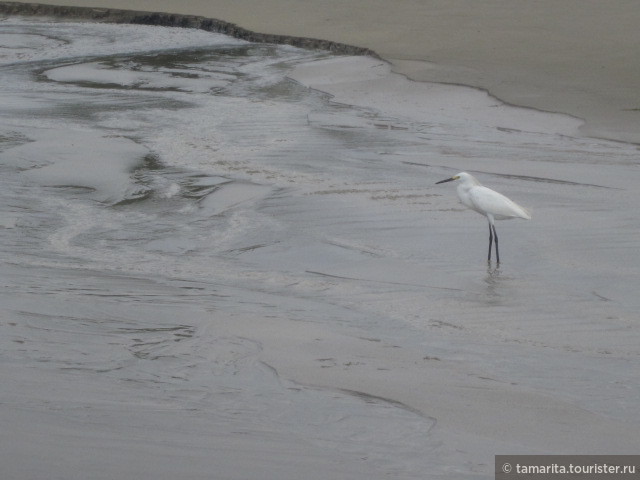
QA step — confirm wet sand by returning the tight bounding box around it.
[5,0,640,142]
[2,4,639,479]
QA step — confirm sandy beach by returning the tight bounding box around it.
[1,3,639,480]
[6,0,640,143]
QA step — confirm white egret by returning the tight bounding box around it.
[436,172,531,263]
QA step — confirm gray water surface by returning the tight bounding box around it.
[1,18,639,480]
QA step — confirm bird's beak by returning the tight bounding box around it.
[435,177,455,184]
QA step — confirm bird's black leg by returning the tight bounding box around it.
[493,224,500,264]
[487,221,493,262]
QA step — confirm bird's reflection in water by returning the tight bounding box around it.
[484,264,503,304]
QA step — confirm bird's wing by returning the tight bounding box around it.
[468,186,531,220]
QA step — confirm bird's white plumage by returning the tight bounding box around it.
[435,171,531,262]
[452,172,530,220]
[464,185,531,220]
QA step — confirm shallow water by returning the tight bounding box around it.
[1,18,639,479]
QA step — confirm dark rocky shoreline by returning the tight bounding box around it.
[0,1,379,57]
